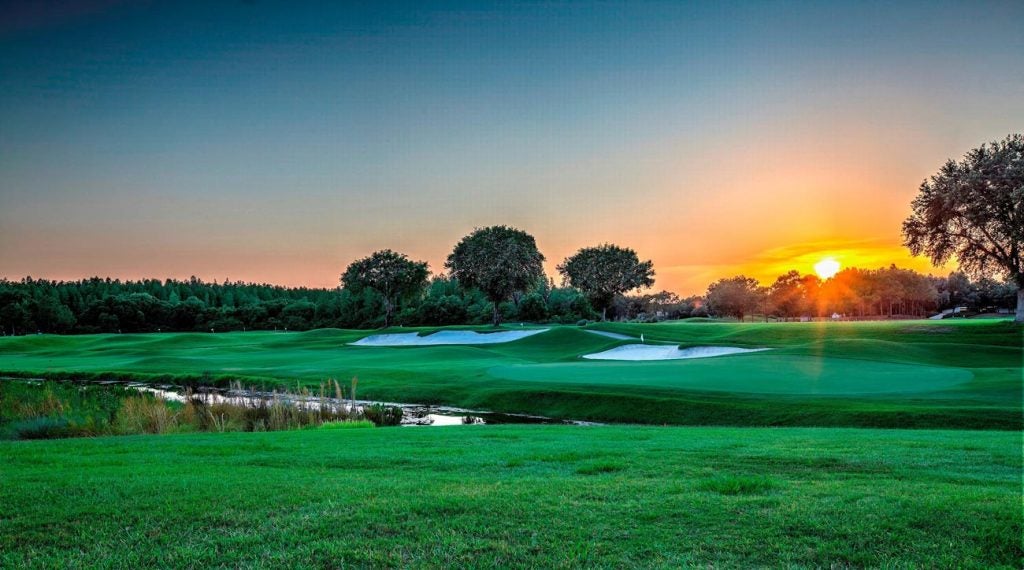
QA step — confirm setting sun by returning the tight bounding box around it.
[814,257,841,279]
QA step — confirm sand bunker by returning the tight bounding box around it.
[583,345,769,361]
[352,329,549,347]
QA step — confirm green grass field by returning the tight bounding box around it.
[0,319,1019,429]
[1,425,1020,568]
[1,320,1021,567]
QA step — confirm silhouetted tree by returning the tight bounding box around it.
[557,244,655,321]
[341,250,429,327]
[445,226,545,326]
[705,276,761,321]
[768,271,807,321]
[902,134,1024,322]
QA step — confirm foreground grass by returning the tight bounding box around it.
[0,319,1020,429]
[1,426,1020,568]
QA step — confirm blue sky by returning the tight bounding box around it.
[1,1,1021,292]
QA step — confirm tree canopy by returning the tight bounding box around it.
[902,134,1024,322]
[341,250,429,327]
[704,276,761,322]
[768,271,812,321]
[557,244,655,321]
[445,226,546,326]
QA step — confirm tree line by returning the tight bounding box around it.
[0,273,597,335]
[703,267,1017,322]
[0,226,656,334]
[1,133,1020,332]
[0,256,1015,335]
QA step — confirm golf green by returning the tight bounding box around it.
[0,319,1019,429]
[489,354,973,394]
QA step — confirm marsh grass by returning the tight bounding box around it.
[0,380,389,439]
[319,419,374,430]
[362,403,403,426]
[115,396,177,434]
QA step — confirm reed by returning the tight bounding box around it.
[1,380,398,439]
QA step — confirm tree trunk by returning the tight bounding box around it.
[601,306,607,322]
[492,303,501,327]
[1016,288,1024,323]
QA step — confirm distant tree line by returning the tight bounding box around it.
[0,225,660,334]
[0,274,601,335]
[0,263,1014,335]
[1,194,1019,334]
[702,268,1018,322]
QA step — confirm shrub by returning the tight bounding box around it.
[11,417,71,440]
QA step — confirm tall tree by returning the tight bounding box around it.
[341,250,429,327]
[705,276,761,322]
[768,270,807,321]
[445,226,546,326]
[557,244,655,321]
[902,134,1024,322]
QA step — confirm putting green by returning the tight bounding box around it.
[489,354,974,395]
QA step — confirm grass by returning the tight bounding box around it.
[1,321,1019,566]
[318,419,374,430]
[0,425,1019,568]
[0,319,1019,429]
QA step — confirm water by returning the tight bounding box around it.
[2,378,597,427]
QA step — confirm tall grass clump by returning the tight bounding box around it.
[115,395,178,434]
[319,420,374,430]
[362,403,403,427]
[0,380,398,440]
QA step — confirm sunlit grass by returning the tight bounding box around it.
[1,426,1019,567]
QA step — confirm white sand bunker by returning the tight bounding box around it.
[583,345,770,361]
[352,329,549,347]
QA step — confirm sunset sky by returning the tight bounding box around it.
[1,1,1021,294]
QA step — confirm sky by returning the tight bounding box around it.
[1,1,1022,294]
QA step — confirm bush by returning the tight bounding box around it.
[11,417,71,440]
[517,293,549,322]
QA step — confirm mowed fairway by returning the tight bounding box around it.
[0,319,1019,429]
[1,426,1020,568]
